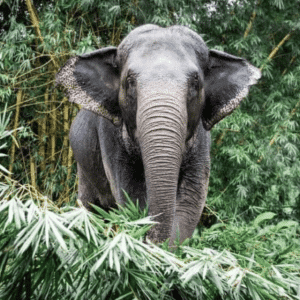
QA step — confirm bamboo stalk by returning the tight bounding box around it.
[42,89,48,167]
[66,146,73,182]
[281,55,296,76]
[214,128,240,149]
[26,0,59,70]
[50,92,57,169]
[60,104,77,205]
[9,90,23,178]
[26,0,43,42]
[243,0,259,40]
[30,153,36,189]
[130,0,139,24]
[62,99,69,166]
[237,0,260,55]
[216,130,227,146]
[61,105,77,204]
[243,11,256,38]
[260,30,294,71]
[39,86,49,171]
[67,105,76,182]
[289,99,300,118]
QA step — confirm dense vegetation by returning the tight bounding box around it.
[0,0,299,299]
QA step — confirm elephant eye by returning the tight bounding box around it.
[190,73,200,89]
[126,74,136,86]
[193,73,199,84]
[125,74,136,91]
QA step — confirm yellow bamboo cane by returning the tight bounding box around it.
[50,92,57,170]
[260,30,294,71]
[39,86,49,171]
[243,0,260,39]
[57,99,70,204]
[62,99,69,167]
[67,105,77,182]
[26,0,59,70]
[282,55,296,76]
[30,153,36,189]
[9,90,23,178]
[237,1,260,55]
[62,105,77,204]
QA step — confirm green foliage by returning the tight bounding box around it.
[0,104,23,174]
[0,190,299,300]
[204,0,300,224]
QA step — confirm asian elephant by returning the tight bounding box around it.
[56,24,261,246]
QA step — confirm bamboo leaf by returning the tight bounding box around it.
[44,212,50,248]
[48,211,76,240]
[18,220,44,255]
[48,218,68,250]
[114,249,121,275]
[254,212,276,227]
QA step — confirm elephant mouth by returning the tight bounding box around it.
[121,122,143,158]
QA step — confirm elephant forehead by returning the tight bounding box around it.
[137,80,187,99]
[134,52,180,70]
[128,49,197,80]
[136,36,191,62]
[122,26,206,56]
[118,25,209,70]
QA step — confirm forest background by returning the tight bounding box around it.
[0,0,299,299]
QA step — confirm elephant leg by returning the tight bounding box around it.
[77,163,98,208]
[171,127,211,245]
[70,109,116,211]
[77,163,116,211]
[171,166,210,244]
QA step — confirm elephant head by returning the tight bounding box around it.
[56,24,261,244]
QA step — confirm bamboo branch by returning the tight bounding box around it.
[281,55,296,76]
[9,90,23,178]
[26,0,59,70]
[260,30,294,71]
[215,130,227,146]
[244,11,256,38]
[243,0,260,39]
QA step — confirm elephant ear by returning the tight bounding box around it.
[202,49,261,130]
[55,47,122,126]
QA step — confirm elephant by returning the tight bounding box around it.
[56,24,261,246]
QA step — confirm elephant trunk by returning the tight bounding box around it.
[136,92,187,242]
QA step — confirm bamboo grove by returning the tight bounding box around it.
[1,0,300,223]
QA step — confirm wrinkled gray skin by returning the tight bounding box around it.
[56,24,261,246]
